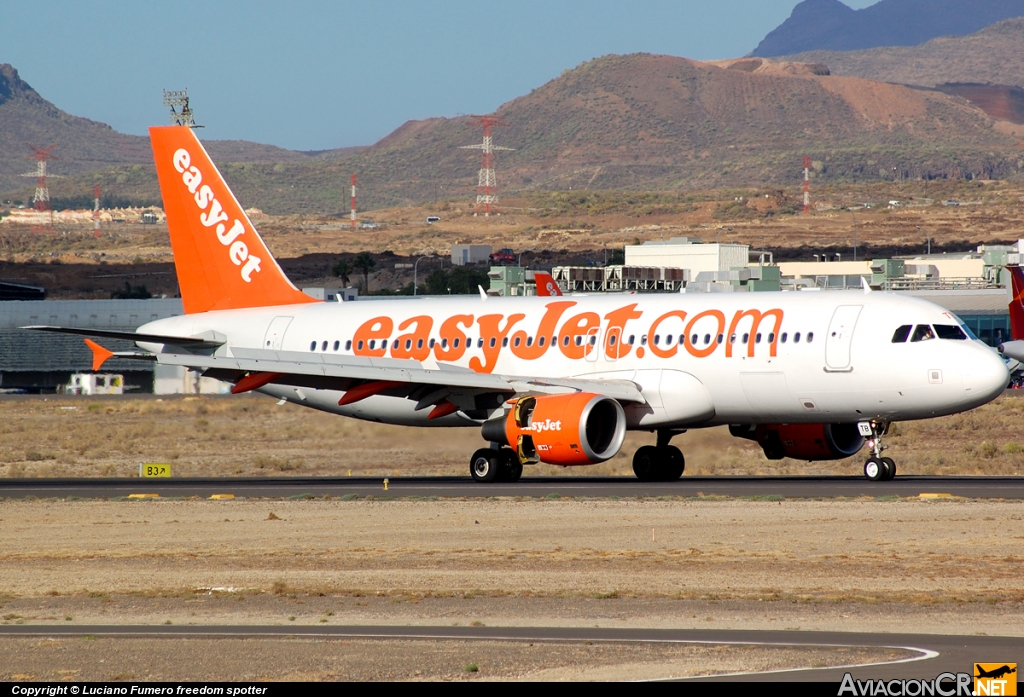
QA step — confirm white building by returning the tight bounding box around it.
[625,238,749,275]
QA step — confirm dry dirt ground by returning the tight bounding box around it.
[1,180,1021,290]
[3,393,1024,479]
[0,497,1018,680]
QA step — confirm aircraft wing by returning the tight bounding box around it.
[22,325,226,349]
[153,346,647,404]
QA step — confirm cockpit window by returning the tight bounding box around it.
[934,324,968,340]
[910,324,935,342]
[891,325,912,343]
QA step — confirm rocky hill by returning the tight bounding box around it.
[4,53,1023,214]
[752,0,1024,57]
[0,64,311,195]
[775,18,1024,89]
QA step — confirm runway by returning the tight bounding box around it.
[0,625,1013,682]
[1,474,1023,499]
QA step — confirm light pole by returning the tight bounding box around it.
[413,255,434,296]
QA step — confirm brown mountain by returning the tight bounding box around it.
[776,18,1024,89]
[6,53,1023,214]
[751,0,1024,57]
[0,64,311,196]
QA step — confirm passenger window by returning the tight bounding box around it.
[539,336,546,347]
[730,334,736,344]
[575,336,583,346]
[628,335,635,345]
[653,334,660,345]
[489,337,496,348]
[479,338,485,348]
[934,324,967,340]
[807,332,814,343]
[345,340,352,351]
[417,339,423,349]
[321,341,328,351]
[513,336,521,347]
[742,333,749,344]
[910,325,935,342]
[333,340,340,351]
[589,335,597,346]
[563,335,570,347]
[454,338,460,349]
[442,338,449,349]
[392,339,400,350]
[756,333,762,344]
[794,333,801,343]
[357,340,364,350]
[891,325,912,343]
[526,336,533,347]
[608,334,617,346]
[404,339,412,350]
[717,334,724,344]
[704,334,711,345]
[310,341,316,351]
[781,332,787,343]
[767,332,774,343]
[665,335,673,346]
[503,337,509,347]
[429,338,436,348]
[641,335,648,346]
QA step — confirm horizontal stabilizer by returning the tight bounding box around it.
[22,325,225,348]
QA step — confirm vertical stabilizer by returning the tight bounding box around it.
[150,126,318,314]
[1009,265,1024,340]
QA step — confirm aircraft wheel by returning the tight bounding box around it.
[864,457,885,482]
[661,446,685,481]
[632,445,659,482]
[470,448,500,483]
[499,449,523,483]
[881,457,896,481]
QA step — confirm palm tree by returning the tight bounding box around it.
[353,252,376,293]
[332,257,353,286]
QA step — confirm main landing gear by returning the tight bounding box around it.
[632,430,686,482]
[470,447,523,483]
[862,421,896,481]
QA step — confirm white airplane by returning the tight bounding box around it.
[28,126,1010,483]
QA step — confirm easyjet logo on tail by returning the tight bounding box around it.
[172,148,262,283]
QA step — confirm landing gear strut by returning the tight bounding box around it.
[470,447,522,483]
[632,430,686,482]
[862,421,896,481]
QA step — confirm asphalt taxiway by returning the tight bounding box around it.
[0,625,1014,682]
[1,474,1022,499]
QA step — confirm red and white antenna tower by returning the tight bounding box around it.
[93,184,101,237]
[21,144,61,232]
[460,115,513,217]
[803,155,810,215]
[350,174,357,230]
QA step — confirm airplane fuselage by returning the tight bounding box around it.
[140,288,1009,430]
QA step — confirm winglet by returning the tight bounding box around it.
[84,338,114,372]
[861,276,872,293]
[478,285,487,300]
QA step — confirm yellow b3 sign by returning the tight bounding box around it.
[141,464,171,478]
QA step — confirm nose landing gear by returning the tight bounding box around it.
[862,421,896,481]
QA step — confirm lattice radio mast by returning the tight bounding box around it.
[460,115,513,216]
[163,89,203,128]
[21,144,62,232]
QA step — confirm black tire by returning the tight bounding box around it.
[632,445,659,482]
[498,449,523,483]
[661,445,685,481]
[881,457,896,481]
[864,457,885,481]
[470,448,500,483]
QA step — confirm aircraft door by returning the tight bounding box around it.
[825,305,862,370]
[263,316,294,351]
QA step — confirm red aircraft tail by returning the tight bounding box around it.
[1008,265,1024,340]
[534,272,563,297]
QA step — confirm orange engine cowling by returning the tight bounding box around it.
[729,423,865,461]
[481,393,626,466]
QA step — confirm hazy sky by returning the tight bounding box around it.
[4,1,877,151]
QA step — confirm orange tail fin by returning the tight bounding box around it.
[1009,265,1024,340]
[149,125,317,314]
[534,272,563,297]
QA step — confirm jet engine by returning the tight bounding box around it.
[729,423,865,461]
[481,393,627,466]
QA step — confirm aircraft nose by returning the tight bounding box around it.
[962,345,1010,404]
